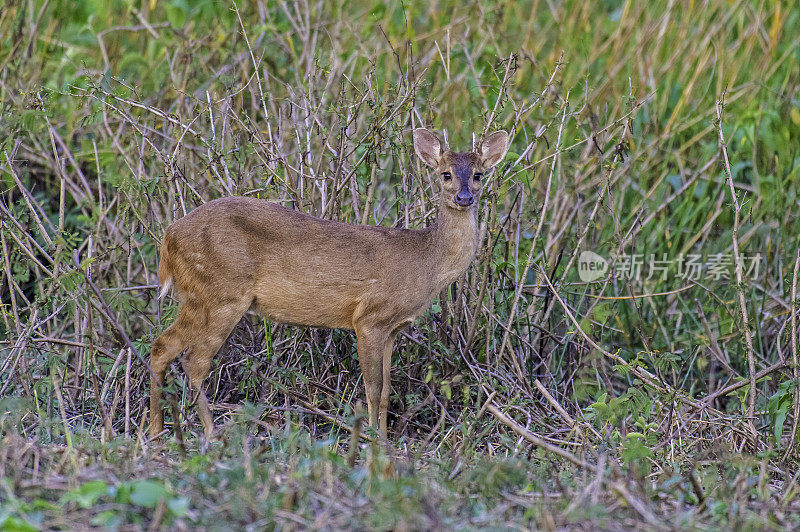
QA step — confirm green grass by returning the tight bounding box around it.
[1,0,799,529]
[1,405,792,530]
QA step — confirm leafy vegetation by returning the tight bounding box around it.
[1,0,799,529]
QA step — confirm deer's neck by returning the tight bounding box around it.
[431,204,480,290]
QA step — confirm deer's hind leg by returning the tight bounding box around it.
[150,296,249,439]
[179,297,252,439]
[150,302,203,439]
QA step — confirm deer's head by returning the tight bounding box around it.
[413,128,509,210]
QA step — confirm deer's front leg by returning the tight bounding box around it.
[355,325,390,435]
[378,331,398,437]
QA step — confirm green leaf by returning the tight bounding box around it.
[91,510,122,528]
[61,480,108,509]
[165,4,187,28]
[167,497,190,517]
[441,380,451,400]
[0,514,39,532]
[129,480,169,508]
[774,402,790,443]
[370,3,386,19]
[621,433,653,463]
[592,303,613,323]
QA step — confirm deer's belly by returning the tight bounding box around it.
[251,279,365,329]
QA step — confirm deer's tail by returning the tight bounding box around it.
[157,236,174,300]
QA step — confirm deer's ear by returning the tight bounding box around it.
[479,130,509,169]
[413,128,442,168]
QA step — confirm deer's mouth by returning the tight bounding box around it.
[446,197,475,211]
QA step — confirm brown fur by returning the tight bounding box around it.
[149,129,509,439]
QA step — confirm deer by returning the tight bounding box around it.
[149,128,509,440]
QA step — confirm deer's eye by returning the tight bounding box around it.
[474,172,483,180]
[442,172,452,180]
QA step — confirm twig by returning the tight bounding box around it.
[784,251,800,459]
[699,360,787,408]
[716,93,758,425]
[610,481,665,529]
[534,379,601,440]
[485,401,597,472]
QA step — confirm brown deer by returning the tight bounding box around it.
[149,128,509,439]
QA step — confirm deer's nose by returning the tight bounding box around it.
[455,191,474,206]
